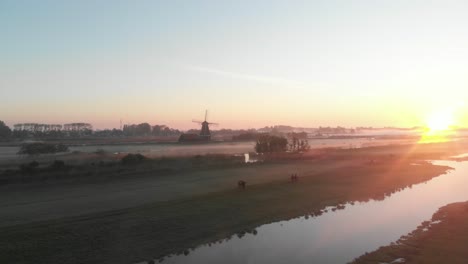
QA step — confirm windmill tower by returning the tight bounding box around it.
[192,110,218,141]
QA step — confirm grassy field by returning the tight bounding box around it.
[0,144,456,263]
[351,201,468,264]
[0,142,455,264]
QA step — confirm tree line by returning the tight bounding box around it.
[0,121,11,140]
[122,123,181,136]
[0,120,182,140]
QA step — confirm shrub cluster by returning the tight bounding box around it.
[19,161,39,173]
[18,143,69,156]
[121,153,147,165]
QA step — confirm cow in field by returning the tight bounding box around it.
[291,174,299,182]
[238,180,246,189]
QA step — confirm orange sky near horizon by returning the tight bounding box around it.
[2,98,467,131]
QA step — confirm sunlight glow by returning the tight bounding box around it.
[425,109,455,132]
[419,108,458,143]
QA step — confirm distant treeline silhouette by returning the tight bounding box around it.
[1,119,361,143]
[0,121,10,140]
[11,123,93,139]
[0,120,183,140]
[122,123,181,136]
[13,123,92,132]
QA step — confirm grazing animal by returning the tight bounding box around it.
[291,174,299,182]
[238,180,246,189]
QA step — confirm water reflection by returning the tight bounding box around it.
[451,152,468,159]
[144,160,468,264]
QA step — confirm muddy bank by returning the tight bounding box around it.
[351,201,468,264]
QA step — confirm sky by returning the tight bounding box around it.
[1,0,468,130]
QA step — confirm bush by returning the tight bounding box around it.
[19,161,39,173]
[94,149,106,155]
[18,143,69,156]
[121,153,147,165]
[50,160,66,169]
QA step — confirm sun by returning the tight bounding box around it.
[427,111,453,131]
[419,108,457,143]
[425,109,455,132]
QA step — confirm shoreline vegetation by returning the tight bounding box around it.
[0,141,465,264]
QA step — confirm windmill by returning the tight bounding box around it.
[192,110,218,140]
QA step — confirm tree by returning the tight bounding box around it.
[136,123,151,135]
[255,134,288,153]
[289,137,310,152]
[297,138,310,152]
[0,121,11,140]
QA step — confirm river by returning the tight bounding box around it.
[146,160,468,264]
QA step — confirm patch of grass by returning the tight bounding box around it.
[0,153,246,185]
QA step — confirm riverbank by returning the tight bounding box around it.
[0,143,454,264]
[351,201,468,264]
